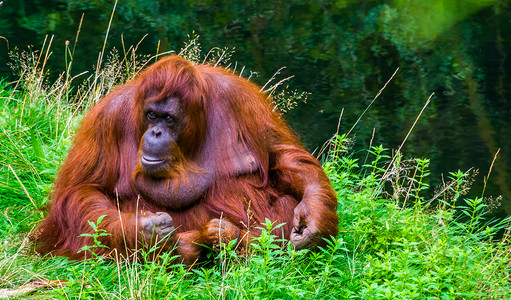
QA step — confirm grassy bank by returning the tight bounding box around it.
[1,45,511,299]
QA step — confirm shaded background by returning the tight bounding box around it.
[1,0,510,214]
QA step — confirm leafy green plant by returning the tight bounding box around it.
[77,215,111,260]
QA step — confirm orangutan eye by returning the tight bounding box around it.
[164,114,175,124]
[146,111,157,120]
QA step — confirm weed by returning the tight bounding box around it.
[78,215,111,260]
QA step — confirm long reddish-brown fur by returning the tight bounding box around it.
[34,56,338,262]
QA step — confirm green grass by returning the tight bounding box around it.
[1,44,511,299]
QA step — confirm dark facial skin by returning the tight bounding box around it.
[140,98,185,177]
[136,97,215,209]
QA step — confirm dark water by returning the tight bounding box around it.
[1,1,510,215]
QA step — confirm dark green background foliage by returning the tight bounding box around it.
[1,0,510,211]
